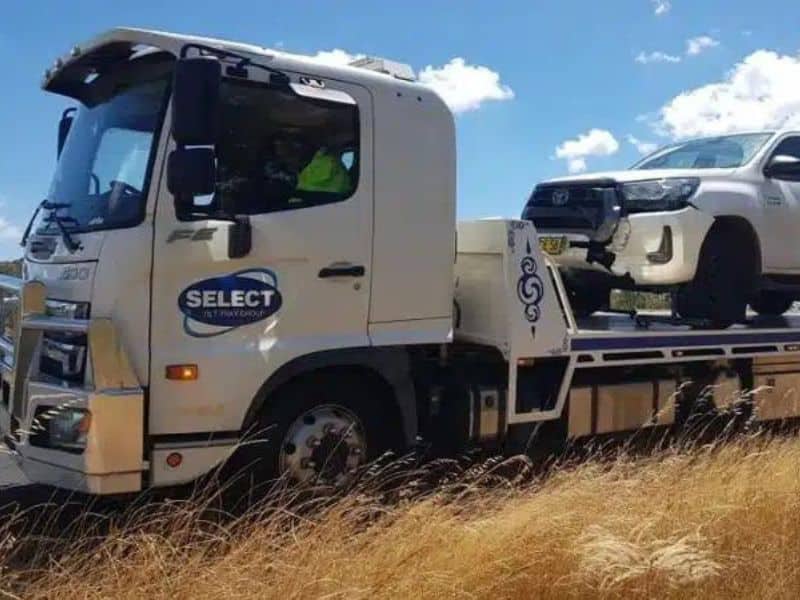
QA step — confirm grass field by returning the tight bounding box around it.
[2,433,800,599]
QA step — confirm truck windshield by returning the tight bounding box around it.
[632,132,773,170]
[42,74,168,233]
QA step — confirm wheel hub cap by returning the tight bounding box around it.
[279,405,366,485]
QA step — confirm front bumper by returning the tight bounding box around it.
[0,275,144,494]
[541,207,715,286]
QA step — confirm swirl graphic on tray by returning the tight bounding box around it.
[517,239,544,323]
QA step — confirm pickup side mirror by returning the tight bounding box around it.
[57,107,76,158]
[167,147,217,217]
[764,154,800,180]
[171,57,221,146]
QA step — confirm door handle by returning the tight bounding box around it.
[318,264,366,278]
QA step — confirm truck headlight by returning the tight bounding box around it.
[30,406,91,453]
[621,178,699,213]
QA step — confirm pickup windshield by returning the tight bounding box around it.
[42,71,169,233]
[633,132,773,170]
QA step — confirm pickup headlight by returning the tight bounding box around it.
[621,178,699,213]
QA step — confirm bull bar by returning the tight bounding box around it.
[0,274,145,494]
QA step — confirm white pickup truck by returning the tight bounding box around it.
[2,28,800,495]
[524,132,800,325]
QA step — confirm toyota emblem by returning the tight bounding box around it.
[552,189,570,206]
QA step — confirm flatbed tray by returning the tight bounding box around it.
[572,311,800,355]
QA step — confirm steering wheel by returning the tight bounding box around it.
[109,180,142,197]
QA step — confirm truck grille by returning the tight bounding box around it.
[0,291,19,368]
[39,300,90,383]
[522,182,620,238]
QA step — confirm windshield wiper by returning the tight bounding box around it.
[43,201,83,253]
[20,199,82,253]
[20,199,46,247]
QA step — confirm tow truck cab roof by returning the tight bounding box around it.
[42,27,427,103]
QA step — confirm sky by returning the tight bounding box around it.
[1,0,800,259]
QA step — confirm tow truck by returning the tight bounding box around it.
[2,28,800,494]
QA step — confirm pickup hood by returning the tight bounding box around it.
[540,167,737,185]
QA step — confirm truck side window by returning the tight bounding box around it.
[770,136,800,161]
[213,81,360,214]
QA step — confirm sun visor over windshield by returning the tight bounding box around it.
[44,42,174,107]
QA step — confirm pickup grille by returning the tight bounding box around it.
[522,182,620,238]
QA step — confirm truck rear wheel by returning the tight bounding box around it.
[249,374,392,486]
[675,226,754,326]
[750,290,794,316]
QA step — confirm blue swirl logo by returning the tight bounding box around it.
[178,268,283,337]
[517,240,544,323]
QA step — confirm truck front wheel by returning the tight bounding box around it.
[250,374,393,486]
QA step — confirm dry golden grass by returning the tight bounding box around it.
[2,433,800,599]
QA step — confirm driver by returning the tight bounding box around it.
[260,129,351,204]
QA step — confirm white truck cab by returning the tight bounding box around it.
[3,29,800,495]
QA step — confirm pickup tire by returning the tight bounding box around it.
[675,225,754,326]
[750,291,794,316]
[244,373,392,487]
[564,279,610,318]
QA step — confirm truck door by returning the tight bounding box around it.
[762,135,800,270]
[148,75,373,438]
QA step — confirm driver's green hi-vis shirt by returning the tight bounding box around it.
[297,150,351,194]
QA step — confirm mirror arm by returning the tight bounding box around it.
[57,107,77,158]
[178,43,291,87]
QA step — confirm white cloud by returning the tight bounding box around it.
[308,50,514,114]
[627,134,659,155]
[555,129,620,173]
[655,49,800,139]
[418,58,514,113]
[565,158,587,174]
[635,51,681,64]
[309,48,365,66]
[636,36,721,66]
[0,217,21,241]
[686,36,720,56]
[652,0,671,16]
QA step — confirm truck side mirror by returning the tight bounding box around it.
[57,107,76,158]
[167,147,217,217]
[764,154,800,180]
[171,57,221,146]
[228,217,252,259]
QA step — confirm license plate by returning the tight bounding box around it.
[539,236,567,255]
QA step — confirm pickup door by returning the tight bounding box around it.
[761,135,800,271]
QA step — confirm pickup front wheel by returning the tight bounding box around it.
[675,226,755,326]
[563,273,611,318]
[750,290,794,316]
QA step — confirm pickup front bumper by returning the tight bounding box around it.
[543,207,715,286]
[0,275,145,494]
